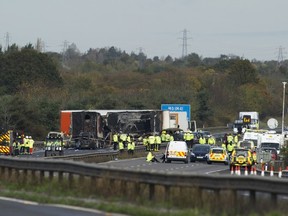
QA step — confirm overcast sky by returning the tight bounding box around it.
[1,0,288,61]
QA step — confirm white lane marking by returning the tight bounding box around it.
[205,167,228,174]
[0,196,39,205]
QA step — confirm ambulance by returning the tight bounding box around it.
[165,141,189,164]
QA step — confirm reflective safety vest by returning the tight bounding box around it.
[155,136,161,144]
[119,142,124,150]
[227,143,234,152]
[146,152,154,162]
[120,134,127,142]
[186,133,194,141]
[199,137,206,144]
[227,135,234,143]
[148,136,155,144]
[131,142,135,150]
[127,142,133,150]
[161,133,166,142]
[143,138,148,146]
[234,135,238,143]
[113,134,118,142]
[127,136,131,143]
[208,137,215,145]
[13,141,19,149]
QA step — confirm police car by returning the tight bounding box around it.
[207,147,229,165]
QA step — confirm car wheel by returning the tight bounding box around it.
[207,160,212,164]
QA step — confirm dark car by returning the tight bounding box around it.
[190,144,211,162]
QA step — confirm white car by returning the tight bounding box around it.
[165,141,189,164]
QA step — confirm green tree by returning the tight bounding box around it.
[228,59,259,86]
[0,49,63,94]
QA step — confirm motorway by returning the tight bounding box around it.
[97,154,231,175]
[14,147,232,175]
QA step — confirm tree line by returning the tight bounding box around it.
[0,43,287,139]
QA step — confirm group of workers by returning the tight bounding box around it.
[12,135,35,156]
[112,132,136,155]
[221,133,240,154]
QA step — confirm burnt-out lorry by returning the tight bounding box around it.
[60,110,106,149]
[105,110,164,136]
[60,109,194,148]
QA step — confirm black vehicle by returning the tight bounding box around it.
[190,144,211,162]
[44,134,64,157]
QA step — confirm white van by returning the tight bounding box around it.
[165,141,189,163]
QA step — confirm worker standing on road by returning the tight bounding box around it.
[28,136,34,154]
[130,138,135,155]
[207,135,216,145]
[12,140,20,156]
[24,136,29,154]
[199,135,206,144]
[119,140,124,153]
[155,133,161,151]
[120,133,127,148]
[227,133,234,144]
[227,141,234,155]
[148,134,155,151]
[161,131,166,142]
[112,132,118,150]
[143,135,149,151]
[185,131,194,148]
[127,139,133,155]
[127,134,131,148]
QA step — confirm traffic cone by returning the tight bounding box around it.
[270,166,274,177]
[230,166,234,175]
[244,166,248,176]
[253,166,257,175]
[261,165,265,176]
[237,166,241,176]
[278,167,282,178]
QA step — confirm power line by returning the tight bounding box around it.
[277,46,285,67]
[179,29,192,59]
[4,32,10,51]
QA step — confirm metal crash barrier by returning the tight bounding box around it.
[0,156,288,215]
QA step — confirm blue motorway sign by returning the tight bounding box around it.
[161,104,191,121]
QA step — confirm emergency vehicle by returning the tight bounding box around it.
[44,132,64,157]
[164,141,189,164]
[0,130,24,155]
[257,131,285,155]
[230,148,253,170]
[206,147,229,165]
[242,129,268,147]
[0,130,12,154]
